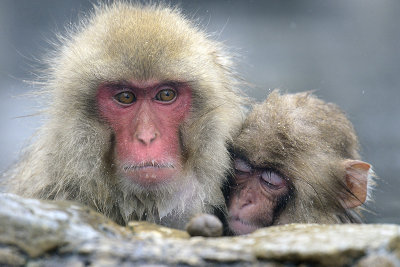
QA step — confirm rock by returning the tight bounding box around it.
[128,221,190,239]
[0,193,400,266]
[0,247,26,266]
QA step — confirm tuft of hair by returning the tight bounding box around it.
[2,2,247,228]
[233,90,375,224]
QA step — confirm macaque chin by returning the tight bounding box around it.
[227,90,374,235]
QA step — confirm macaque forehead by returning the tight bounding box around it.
[91,5,196,46]
[70,4,209,83]
[232,128,296,169]
[233,90,360,167]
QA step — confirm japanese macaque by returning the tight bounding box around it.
[2,2,246,229]
[227,90,374,235]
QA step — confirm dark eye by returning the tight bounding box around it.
[261,170,286,189]
[155,88,176,102]
[115,91,136,105]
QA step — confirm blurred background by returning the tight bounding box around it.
[0,0,399,223]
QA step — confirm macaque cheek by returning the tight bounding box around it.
[227,188,275,235]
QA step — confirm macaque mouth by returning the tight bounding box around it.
[228,216,259,235]
[122,161,175,171]
[121,161,178,185]
[230,216,250,225]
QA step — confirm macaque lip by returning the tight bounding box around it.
[121,162,177,185]
[228,216,259,235]
[123,162,175,171]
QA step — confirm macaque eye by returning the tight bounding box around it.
[261,171,286,189]
[234,158,252,173]
[115,91,136,105]
[155,88,176,102]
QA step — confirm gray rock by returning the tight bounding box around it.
[0,193,399,266]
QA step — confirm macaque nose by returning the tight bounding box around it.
[135,129,158,145]
[134,107,160,145]
[239,197,253,209]
[238,189,254,209]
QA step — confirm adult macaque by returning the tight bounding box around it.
[3,3,246,229]
[227,90,374,235]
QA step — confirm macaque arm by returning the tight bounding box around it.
[342,159,371,208]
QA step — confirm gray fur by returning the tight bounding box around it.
[3,2,246,228]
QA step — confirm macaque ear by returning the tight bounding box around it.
[342,159,370,208]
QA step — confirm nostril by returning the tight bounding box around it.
[151,132,158,142]
[239,198,253,209]
[136,131,158,145]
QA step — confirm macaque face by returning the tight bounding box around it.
[4,3,247,228]
[97,81,192,187]
[227,158,289,235]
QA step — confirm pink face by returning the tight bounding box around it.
[228,158,289,235]
[97,81,192,187]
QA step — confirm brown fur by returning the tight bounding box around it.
[2,2,246,229]
[232,90,374,224]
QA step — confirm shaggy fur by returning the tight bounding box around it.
[232,90,374,224]
[3,2,246,229]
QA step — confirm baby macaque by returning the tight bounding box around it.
[227,90,374,235]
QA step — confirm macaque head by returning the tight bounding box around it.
[6,2,246,228]
[227,90,373,235]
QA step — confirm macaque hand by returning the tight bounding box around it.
[186,214,223,237]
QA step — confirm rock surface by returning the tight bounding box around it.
[0,193,399,266]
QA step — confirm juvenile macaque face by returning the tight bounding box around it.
[228,158,289,235]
